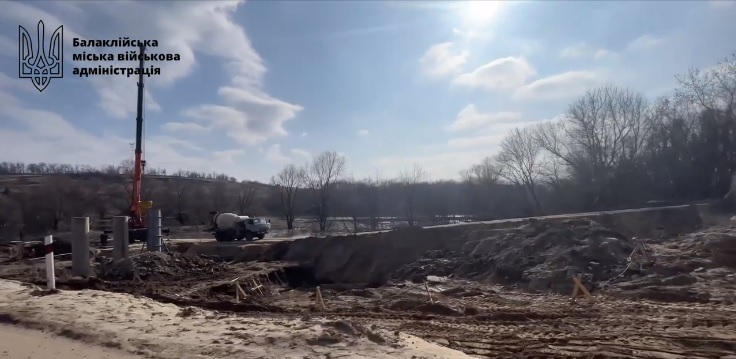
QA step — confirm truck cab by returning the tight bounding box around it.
[244,217,271,240]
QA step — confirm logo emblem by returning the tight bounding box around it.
[19,20,63,92]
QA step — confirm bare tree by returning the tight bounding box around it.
[460,157,500,185]
[535,84,653,207]
[496,127,545,214]
[237,182,258,215]
[362,171,384,231]
[271,164,307,230]
[172,179,188,224]
[210,181,230,212]
[306,151,347,231]
[675,54,736,115]
[398,164,426,227]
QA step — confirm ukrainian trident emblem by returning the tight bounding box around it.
[19,20,64,92]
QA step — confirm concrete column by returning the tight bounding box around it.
[147,208,162,252]
[113,216,129,260]
[71,217,90,277]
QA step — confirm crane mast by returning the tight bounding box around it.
[129,44,147,233]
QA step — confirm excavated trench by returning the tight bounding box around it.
[249,204,705,290]
[0,204,708,313]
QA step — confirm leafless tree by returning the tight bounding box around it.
[172,179,188,224]
[362,171,384,231]
[535,85,654,206]
[398,164,426,227]
[237,182,258,215]
[306,151,347,231]
[675,54,736,115]
[271,164,307,230]
[210,182,230,212]
[496,127,545,214]
[460,157,500,185]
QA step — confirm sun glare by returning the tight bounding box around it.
[459,1,505,28]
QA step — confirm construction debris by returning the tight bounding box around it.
[392,219,635,294]
[96,252,228,281]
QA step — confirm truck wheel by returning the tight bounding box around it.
[257,234,265,240]
[245,232,254,241]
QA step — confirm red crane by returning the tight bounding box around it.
[128,44,149,242]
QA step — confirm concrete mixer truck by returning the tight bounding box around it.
[210,212,271,242]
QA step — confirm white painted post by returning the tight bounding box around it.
[44,235,56,290]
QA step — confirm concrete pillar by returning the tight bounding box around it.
[71,217,90,277]
[147,208,162,252]
[113,216,129,260]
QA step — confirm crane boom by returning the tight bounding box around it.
[130,44,146,230]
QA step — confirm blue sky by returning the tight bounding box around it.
[0,0,734,182]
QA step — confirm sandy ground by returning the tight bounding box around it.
[2,209,736,358]
[0,325,142,359]
[0,279,472,359]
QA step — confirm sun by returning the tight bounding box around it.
[458,1,505,28]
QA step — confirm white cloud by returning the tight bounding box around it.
[448,105,521,131]
[0,36,14,58]
[560,43,615,60]
[290,148,312,161]
[514,71,600,100]
[708,0,735,9]
[452,28,493,41]
[0,86,238,173]
[594,49,614,59]
[453,56,536,90]
[626,34,664,51]
[212,149,245,163]
[182,87,303,146]
[447,133,507,149]
[419,42,469,78]
[358,129,370,137]
[264,144,290,163]
[447,114,561,150]
[372,149,491,180]
[301,132,308,137]
[161,122,210,133]
[1,1,302,146]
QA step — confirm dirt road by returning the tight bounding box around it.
[0,325,141,359]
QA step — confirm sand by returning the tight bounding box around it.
[0,279,472,359]
[0,325,142,359]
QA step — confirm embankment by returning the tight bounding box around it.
[262,205,703,286]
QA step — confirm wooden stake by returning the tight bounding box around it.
[235,282,247,302]
[251,278,264,296]
[133,269,143,283]
[570,275,593,303]
[315,286,326,311]
[424,282,434,304]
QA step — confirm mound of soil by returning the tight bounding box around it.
[96,252,228,281]
[392,219,635,294]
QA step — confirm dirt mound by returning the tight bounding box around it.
[392,219,634,294]
[711,234,736,268]
[96,252,228,281]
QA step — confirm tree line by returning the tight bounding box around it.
[0,53,734,238]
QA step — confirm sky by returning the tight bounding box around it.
[0,0,735,183]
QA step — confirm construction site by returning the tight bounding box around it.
[2,5,736,358]
[1,203,735,358]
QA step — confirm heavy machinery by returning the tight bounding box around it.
[210,212,271,242]
[127,43,152,243]
[100,44,155,244]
